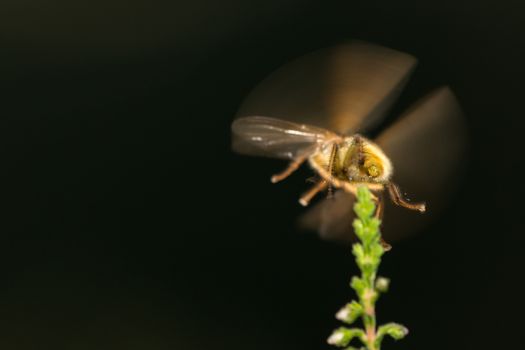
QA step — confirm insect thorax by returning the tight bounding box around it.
[309,135,393,185]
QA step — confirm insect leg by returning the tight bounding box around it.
[271,150,313,183]
[387,182,426,213]
[326,143,339,199]
[372,190,392,251]
[380,238,392,251]
[299,180,328,206]
[374,190,384,220]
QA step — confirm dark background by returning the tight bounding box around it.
[0,0,523,349]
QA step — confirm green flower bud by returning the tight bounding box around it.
[352,243,364,260]
[336,301,363,324]
[359,257,376,275]
[371,243,385,259]
[352,219,364,239]
[327,327,365,347]
[350,277,365,294]
[368,218,381,233]
[377,323,409,341]
[353,193,375,219]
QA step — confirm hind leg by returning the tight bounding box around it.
[298,180,328,206]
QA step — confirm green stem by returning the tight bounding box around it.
[327,186,408,350]
[362,288,378,350]
[362,246,377,349]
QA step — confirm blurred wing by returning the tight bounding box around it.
[236,40,417,135]
[375,86,467,240]
[298,190,357,242]
[299,87,467,243]
[231,116,336,159]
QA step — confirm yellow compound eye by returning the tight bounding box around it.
[367,164,381,177]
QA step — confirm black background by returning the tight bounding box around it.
[1,1,524,349]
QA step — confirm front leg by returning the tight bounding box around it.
[372,190,392,251]
[374,190,384,221]
[326,142,339,198]
[387,182,426,213]
[271,152,311,183]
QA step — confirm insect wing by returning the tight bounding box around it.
[298,190,356,242]
[299,87,467,243]
[236,41,417,135]
[375,86,467,239]
[231,116,336,159]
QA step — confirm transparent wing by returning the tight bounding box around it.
[299,87,467,243]
[375,86,467,240]
[236,40,417,135]
[231,116,337,159]
[298,190,357,242]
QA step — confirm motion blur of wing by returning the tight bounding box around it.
[300,87,467,242]
[375,87,467,241]
[234,41,467,244]
[236,41,417,135]
[298,190,357,242]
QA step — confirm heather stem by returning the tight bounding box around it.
[327,186,408,350]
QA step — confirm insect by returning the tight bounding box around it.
[231,41,466,244]
[232,116,424,249]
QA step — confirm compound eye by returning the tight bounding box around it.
[367,165,380,177]
[364,159,382,178]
